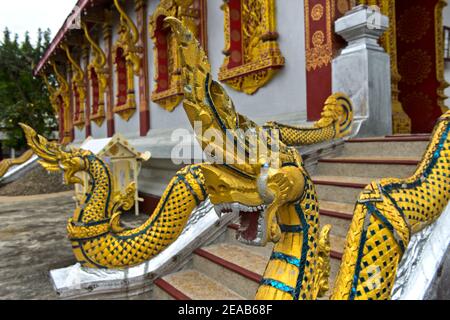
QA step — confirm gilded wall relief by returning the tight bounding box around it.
[219,0,285,95]
[149,0,207,112]
[82,22,108,127]
[62,44,86,130]
[112,0,142,121]
[305,0,332,72]
[50,61,73,144]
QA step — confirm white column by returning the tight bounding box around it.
[333,5,392,137]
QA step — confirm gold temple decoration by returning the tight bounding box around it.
[218,0,285,95]
[149,0,205,112]
[112,0,141,121]
[82,22,108,127]
[50,61,73,144]
[62,43,86,130]
[21,18,450,299]
[435,0,449,113]
[358,0,412,134]
[305,0,332,71]
[42,73,60,115]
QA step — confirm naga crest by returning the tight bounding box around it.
[164,17,307,247]
[19,123,90,186]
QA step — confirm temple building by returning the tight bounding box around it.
[33,0,450,212]
[24,0,450,299]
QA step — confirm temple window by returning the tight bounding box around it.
[111,0,141,122]
[218,0,284,95]
[82,22,107,127]
[150,0,208,112]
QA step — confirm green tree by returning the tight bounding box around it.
[0,27,56,150]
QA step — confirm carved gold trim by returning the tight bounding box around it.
[435,0,449,113]
[82,22,108,127]
[50,61,73,144]
[218,0,285,95]
[62,44,86,130]
[305,0,332,71]
[149,0,202,112]
[112,0,142,121]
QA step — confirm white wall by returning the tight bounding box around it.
[147,0,308,133]
[79,0,308,140]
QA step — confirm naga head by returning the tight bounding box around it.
[19,123,89,185]
[315,93,353,138]
[202,162,305,247]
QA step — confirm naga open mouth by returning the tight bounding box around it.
[213,203,267,246]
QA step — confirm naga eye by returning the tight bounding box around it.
[207,185,216,193]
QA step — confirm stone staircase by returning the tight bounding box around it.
[151,134,430,300]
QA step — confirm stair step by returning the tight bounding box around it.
[342,139,428,158]
[316,157,419,179]
[193,244,263,299]
[155,270,244,300]
[349,136,430,142]
[313,175,372,204]
[320,201,354,220]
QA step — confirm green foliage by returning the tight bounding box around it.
[0,27,57,149]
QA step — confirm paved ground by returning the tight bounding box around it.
[0,191,151,300]
[0,192,76,299]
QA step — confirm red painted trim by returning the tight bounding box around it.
[228,223,239,231]
[320,209,353,221]
[318,158,420,166]
[385,134,430,138]
[194,248,262,283]
[139,110,150,136]
[312,179,367,189]
[154,278,191,300]
[331,250,343,260]
[348,137,430,143]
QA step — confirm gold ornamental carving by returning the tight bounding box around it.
[305,0,332,71]
[112,0,142,121]
[398,49,432,86]
[149,0,204,112]
[82,22,108,127]
[218,0,285,95]
[62,43,86,130]
[311,4,325,21]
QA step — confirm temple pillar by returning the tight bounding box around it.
[82,44,92,138]
[103,14,115,138]
[135,0,150,136]
[332,5,392,136]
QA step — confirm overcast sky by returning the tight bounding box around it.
[0,0,77,45]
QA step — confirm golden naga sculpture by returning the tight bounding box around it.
[165,17,450,300]
[332,111,450,299]
[20,123,208,269]
[264,93,353,146]
[20,18,450,300]
[0,149,34,179]
[165,17,332,300]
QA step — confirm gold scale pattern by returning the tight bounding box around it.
[21,18,450,300]
[333,111,450,299]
